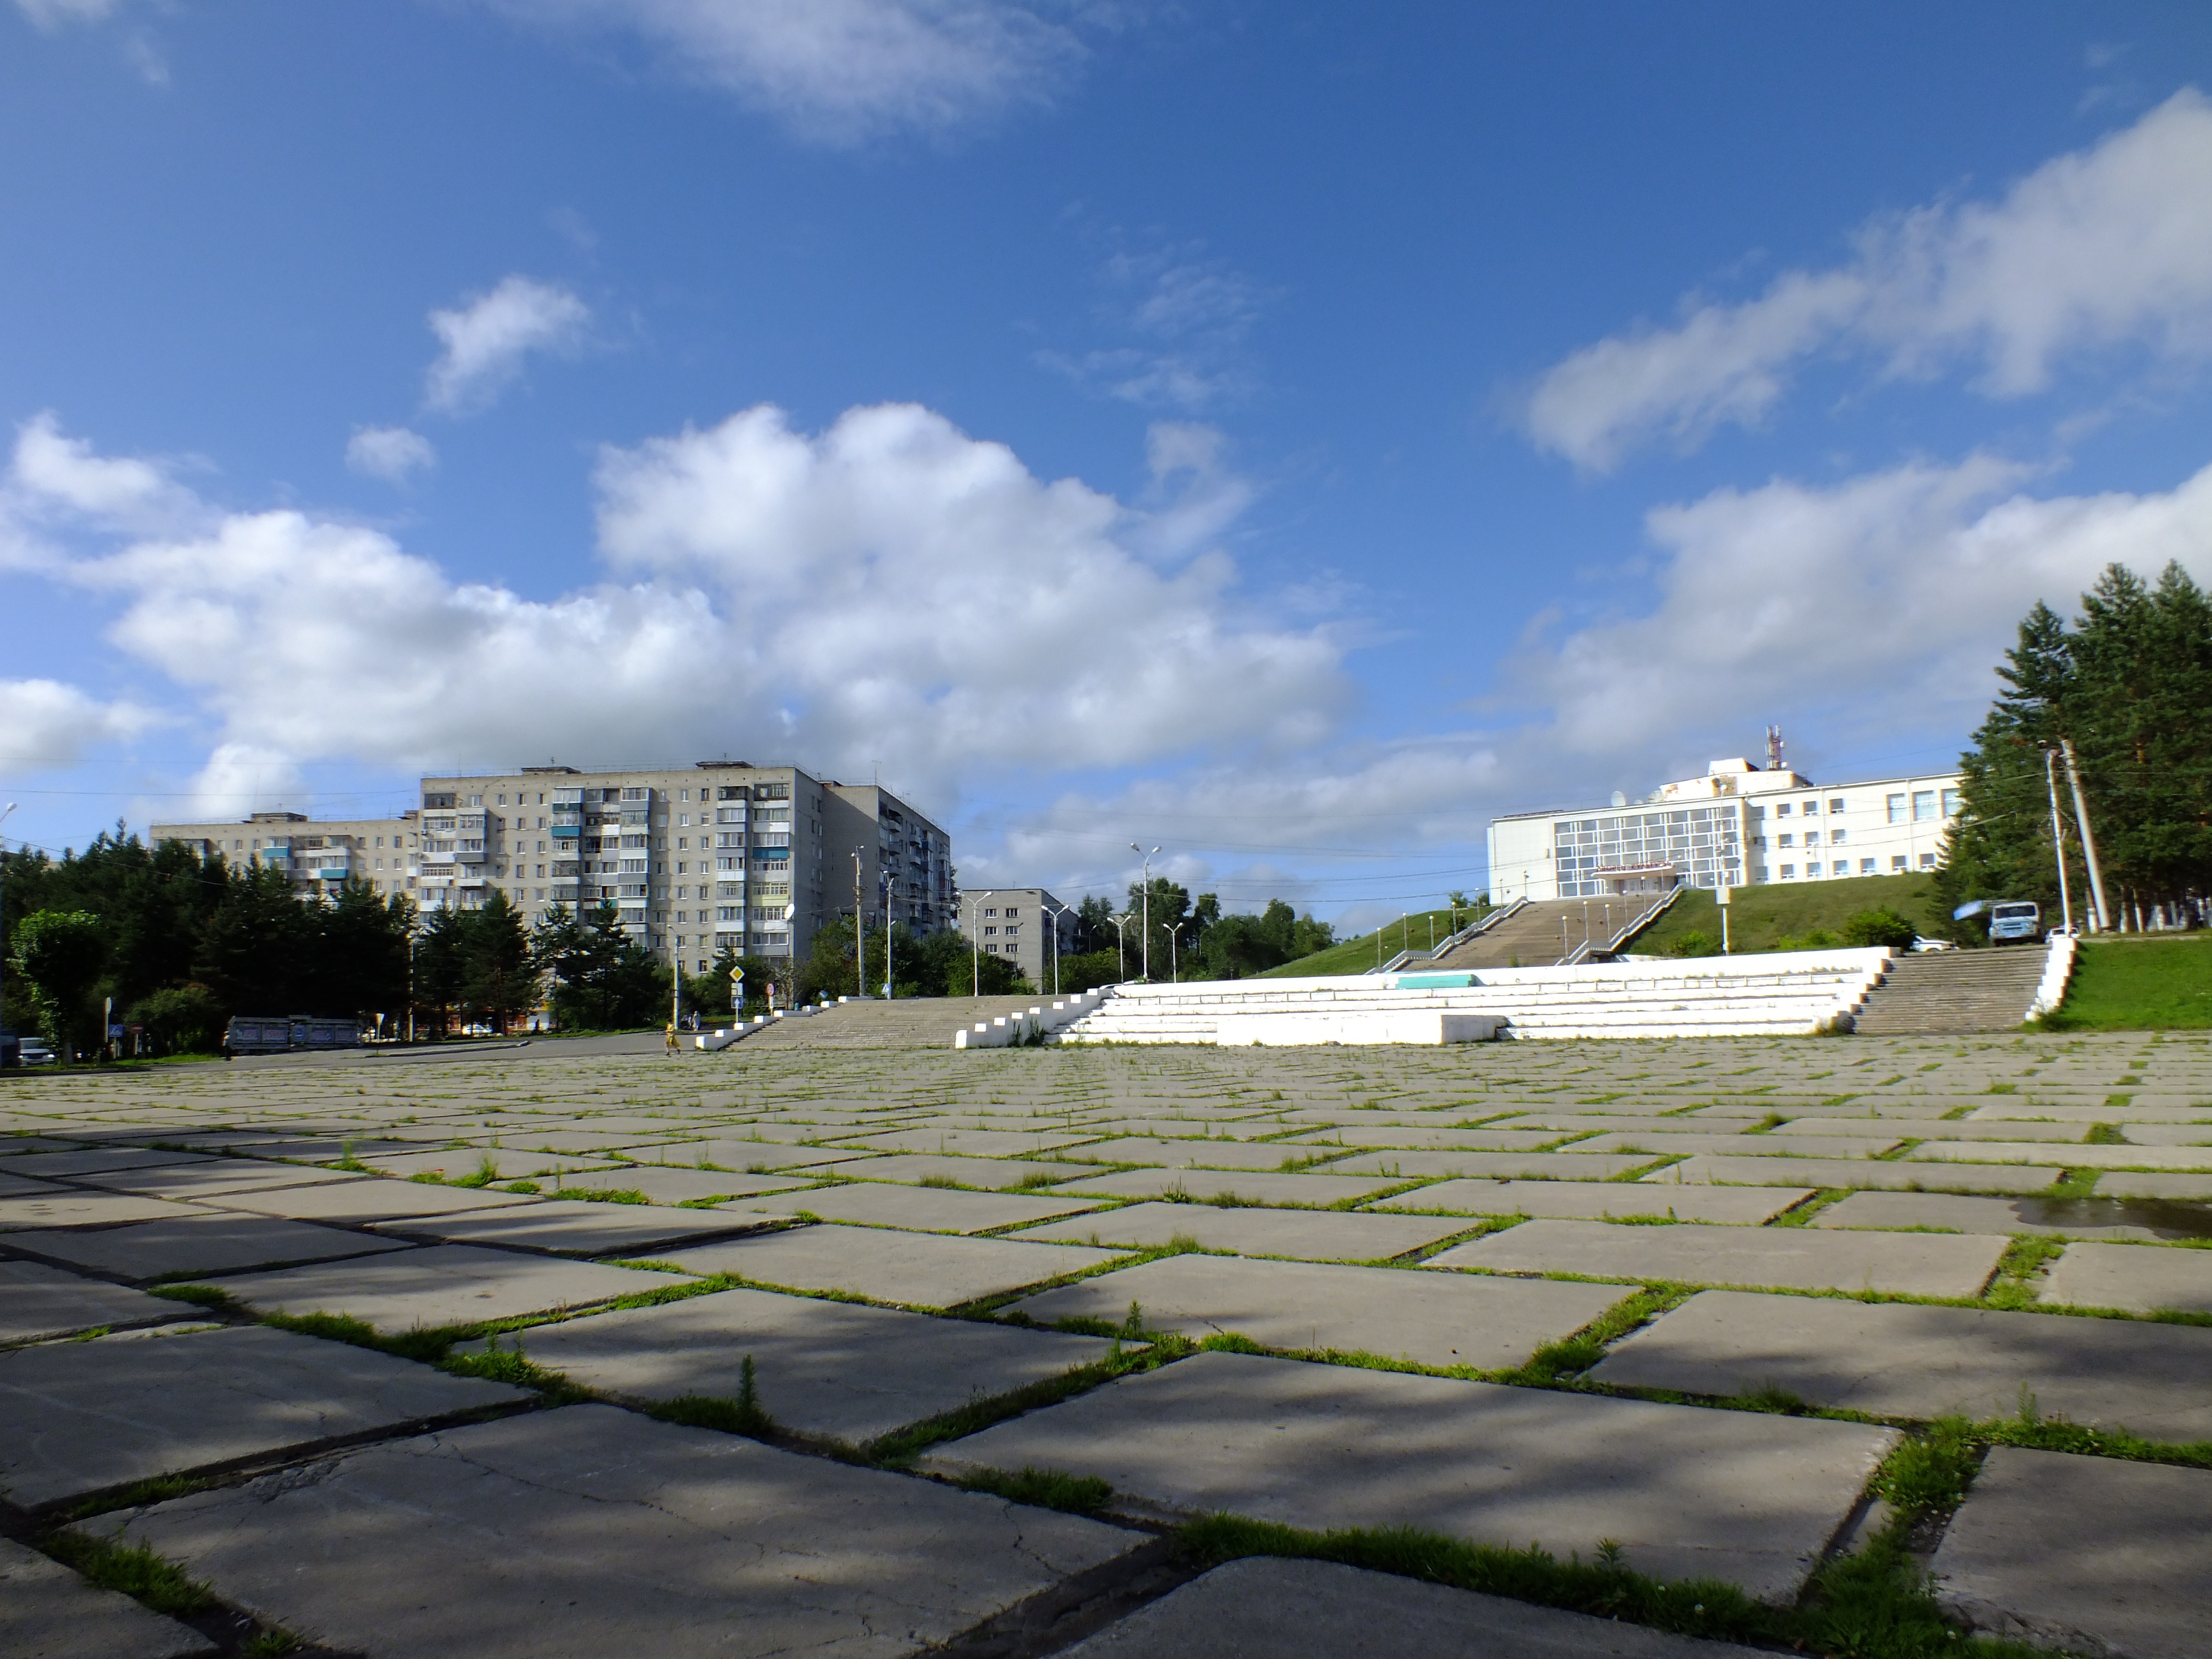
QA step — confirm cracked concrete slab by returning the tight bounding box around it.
[4,1214,412,1282]
[666,1225,1125,1308]
[1430,1219,2009,1298]
[1059,1556,1775,1658]
[0,1259,188,1345]
[1010,1201,1470,1261]
[2038,1241,2212,1312]
[1367,1179,1811,1225]
[365,1198,769,1257]
[208,1243,693,1329]
[1587,1289,2212,1440]
[1641,1155,2063,1193]
[1053,1167,1404,1206]
[204,1179,546,1226]
[0,1535,216,1658]
[493,1284,1118,1443]
[1007,1252,1627,1370]
[112,1404,1145,1659]
[1934,1447,2212,1659]
[922,1350,1895,1602]
[0,1191,208,1232]
[718,1181,1104,1235]
[0,1323,526,1508]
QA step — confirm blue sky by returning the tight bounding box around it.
[4,2,2211,928]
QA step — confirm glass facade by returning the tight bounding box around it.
[1552,804,1742,899]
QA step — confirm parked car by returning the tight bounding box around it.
[18,1038,56,1065]
[1987,902,2044,945]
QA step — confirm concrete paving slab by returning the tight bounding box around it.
[667,1225,1125,1308]
[496,1285,1118,1442]
[6,1147,216,1178]
[1369,1179,1813,1225]
[0,1136,95,1153]
[1011,1201,1471,1261]
[549,1167,819,1205]
[6,1214,413,1281]
[1909,1141,2212,1170]
[0,1259,186,1345]
[1588,1289,2212,1439]
[1814,1189,2212,1242]
[1323,1150,1663,1180]
[354,1147,622,1180]
[1286,1126,1587,1153]
[112,1404,1143,1659]
[1055,1136,1325,1171]
[2093,1171,2212,1200]
[1058,1556,1776,1659]
[0,1323,526,1508]
[0,1535,216,1658]
[1641,1155,2063,1193]
[1796,1118,2084,1142]
[718,1181,1103,1234]
[206,1178,545,1225]
[1431,1218,2009,1298]
[2038,1241,2212,1312]
[627,1139,885,1173]
[1007,1253,1627,1370]
[1055,1167,1407,1205]
[209,1244,692,1329]
[62,1160,372,1200]
[366,1198,768,1257]
[823,1126,1101,1157]
[1570,1132,1903,1159]
[0,1168,65,1197]
[923,1350,1895,1602]
[1934,1447,2212,1659]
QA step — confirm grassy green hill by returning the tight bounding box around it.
[2045,936,2212,1030]
[1255,906,1476,979]
[1628,872,1940,956]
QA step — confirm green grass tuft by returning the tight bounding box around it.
[954,1465,1114,1515]
[38,1532,216,1618]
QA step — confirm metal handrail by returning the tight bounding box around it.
[1370,898,1528,974]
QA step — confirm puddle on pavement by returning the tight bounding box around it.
[2011,1196,2212,1240]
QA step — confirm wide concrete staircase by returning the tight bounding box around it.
[1851,946,2053,1035]
[1055,950,1893,1046]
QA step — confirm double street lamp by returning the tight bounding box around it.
[1131,843,1159,981]
[966,890,995,999]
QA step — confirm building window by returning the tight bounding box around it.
[1941,787,1962,816]
[1891,856,1908,871]
[1919,852,1937,869]
[1004,907,1020,918]
[1775,803,1792,817]
[1777,833,1793,848]
[1887,793,1907,823]
[1830,829,1845,844]
[983,926,998,936]
[983,906,997,917]
[1860,859,1875,874]
[1828,798,1846,813]
[1833,860,1851,876]
[1912,790,1937,821]
[1779,864,1795,878]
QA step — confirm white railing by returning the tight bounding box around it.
[951,987,1110,1049]
[1372,899,1528,974]
[2026,935,2077,1020]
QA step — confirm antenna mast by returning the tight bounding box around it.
[1765,725,1785,773]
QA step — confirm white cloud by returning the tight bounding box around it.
[12,0,122,28]
[1512,452,2212,770]
[3,411,204,538]
[424,276,590,413]
[1041,242,1265,410]
[480,0,1085,143]
[6,405,1345,810]
[346,426,437,483]
[0,678,148,775]
[1527,89,2212,470]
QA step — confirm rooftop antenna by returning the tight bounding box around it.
[1765,725,1785,773]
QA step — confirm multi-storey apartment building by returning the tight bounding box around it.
[151,810,423,900]
[955,888,1077,992]
[153,764,954,976]
[1488,757,1964,903]
[414,763,954,972]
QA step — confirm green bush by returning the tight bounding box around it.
[125,986,227,1056]
[1667,930,1716,958]
[1842,907,1920,950]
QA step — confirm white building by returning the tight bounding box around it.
[1489,757,1963,903]
[956,888,1078,990]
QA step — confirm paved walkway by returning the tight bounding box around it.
[3,1030,2209,1656]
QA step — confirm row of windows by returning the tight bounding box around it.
[1771,854,1937,879]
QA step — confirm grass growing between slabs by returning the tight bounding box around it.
[2042,937,2212,1031]
[1173,1420,2058,1659]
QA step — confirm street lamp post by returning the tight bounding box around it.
[1130,844,1158,982]
[1108,912,1134,981]
[1041,899,1063,995]
[881,869,896,997]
